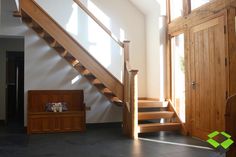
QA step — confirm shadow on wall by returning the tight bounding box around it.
[24,29,122,123]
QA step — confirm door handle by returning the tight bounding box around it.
[191,81,197,89]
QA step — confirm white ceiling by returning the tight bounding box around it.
[128,0,161,16]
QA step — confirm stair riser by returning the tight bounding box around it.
[138,107,168,112]
[138,125,181,133]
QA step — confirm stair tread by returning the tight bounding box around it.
[138,111,174,120]
[139,111,173,114]
[50,40,61,48]
[138,122,181,133]
[13,11,22,17]
[138,100,168,108]
[92,79,102,85]
[72,60,80,66]
[111,97,123,106]
[102,88,113,94]
[39,31,48,37]
[82,69,92,75]
[74,63,86,72]
[111,97,122,102]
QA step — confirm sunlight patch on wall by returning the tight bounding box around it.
[119,28,125,82]
[66,3,78,35]
[87,0,111,68]
[71,75,81,85]
[159,44,164,101]
[87,0,110,29]
[159,16,164,29]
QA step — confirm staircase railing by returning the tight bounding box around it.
[73,0,139,139]
[19,0,139,138]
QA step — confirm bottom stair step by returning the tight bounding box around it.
[111,97,123,106]
[138,122,181,133]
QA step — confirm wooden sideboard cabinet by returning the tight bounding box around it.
[27,90,85,134]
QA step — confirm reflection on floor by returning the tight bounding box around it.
[0,123,225,157]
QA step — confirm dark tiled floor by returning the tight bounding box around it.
[0,124,225,157]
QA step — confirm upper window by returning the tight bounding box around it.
[170,0,183,21]
[191,0,212,10]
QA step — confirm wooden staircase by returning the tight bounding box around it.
[16,0,184,139]
[138,100,183,133]
[19,0,125,106]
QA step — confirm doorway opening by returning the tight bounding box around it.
[6,51,24,128]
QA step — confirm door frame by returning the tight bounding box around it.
[187,10,229,137]
[167,10,229,136]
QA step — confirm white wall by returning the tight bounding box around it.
[0,0,124,125]
[129,0,167,100]
[146,15,161,99]
[146,15,167,100]
[35,0,147,97]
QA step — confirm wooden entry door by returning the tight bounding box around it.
[189,16,227,140]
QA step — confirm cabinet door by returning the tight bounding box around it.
[189,16,227,140]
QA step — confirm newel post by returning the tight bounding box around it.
[123,40,138,139]
[123,40,130,62]
[123,40,130,136]
[123,40,130,103]
[130,70,138,139]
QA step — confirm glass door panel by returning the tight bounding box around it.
[171,33,185,122]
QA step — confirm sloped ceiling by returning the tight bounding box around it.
[129,0,160,16]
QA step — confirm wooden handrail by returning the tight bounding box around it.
[73,0,124,48]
